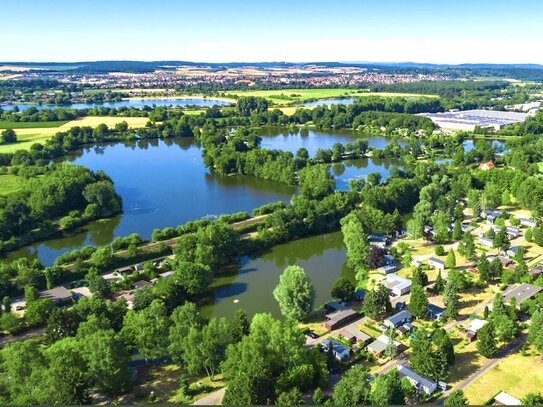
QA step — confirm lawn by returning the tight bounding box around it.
[222,88,437,105]
[124,363,225,404]
[0,120,69,129]
[0,116,150,152]
[0,174,26,195]
[463,352,543,404]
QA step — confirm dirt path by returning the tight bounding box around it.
[193,388,225,405]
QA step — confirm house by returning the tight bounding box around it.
[493,391,521,405]
[158,271,174,279]
[502,283,543,309]
[384,310,412,329]
[133,280,153,290]
[338,330,357,344]
[324,308,359,331]
[427,303,445,320]
[368,233,388,248]
[479,236,494,247]
[483,210,502,224]
[397,323,413,335]
[102,271,123,283]
[478,161,496,171]
[342,326,372,346]
[530,265,543,279]
[366,334,400,356]
[324,300,348,313]
[396,365,438,395]
[505,226,521,239]
[39,287,73,305]
[384,274,412,296]
[428,257,445,271]
[354,289,366,301]
[465,318,488,341]
[519,218,537,228]
[504,246,521,258]
[460,223,471,233]
[133,263,144,272]
[379,264,401,274]
[383,254,396,266]
[321,339,351,361]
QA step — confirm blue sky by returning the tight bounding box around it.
[2,0,542,64]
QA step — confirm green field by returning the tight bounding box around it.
[0,120,69,129]
[0,174,26,195]
[222,88,436,105]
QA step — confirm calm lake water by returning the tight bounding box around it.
[2,135,396,265]
[1,97,231,111]
[202,231,352,318]
[259,127,399,156]
[303,98,356,107]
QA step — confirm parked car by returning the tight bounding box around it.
[306,330,319,339]
[438,381,448,391]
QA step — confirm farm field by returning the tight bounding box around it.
[0,174,27,195]
[222,88,437,105]
[0,120,69,129]
[0,116,150,152]
[462,352,543,404]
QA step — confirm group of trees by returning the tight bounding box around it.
[410,329,455,382]
[0,163,122,253]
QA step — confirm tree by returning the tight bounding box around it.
[299,165,335,200]
[434,329,455,365]
[273,265,315,321]
[168,302,204,365]
[412,267,429,287]
[1,128,17,144]
[409,283,429,318]
[522,393,543,405]
[445,389,468,406]
[332,365,372,405]
[371,369,406,405]
[445,249,457,269]
[410,335,448,382]
[477,257,491,283]
[477,322,497,358]
[276,388,303,405]
[341,213,369,269]
[25,298,54,327]
[331,277,354,302]
[174,261,212,296]
[443,280,459,320]
[44,308,82,343]
[89,246,114,270]
[432,211,450,243]
[367,245,385,269]
[458,232,476,259]
[121,299,170,359]
[85,267,110,298]
[489,257,503,280]
[222,314,326,405]
[452,220,463,241]
[528,310,543,357]
[312,388,326,405]
[81,329,130,396]
[433,270,445,294]
[231,308,250,342]
[493,226,509,251]
[183,317,233,380]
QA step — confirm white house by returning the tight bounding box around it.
[384,274,412,296]
[396,365,437,395]
[428,257,445,271]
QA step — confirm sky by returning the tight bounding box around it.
[2,0,542,64]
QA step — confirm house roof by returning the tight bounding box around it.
[325,308,357,323]
[385,310,412,326]
[502,283,543,305]
[159,271,174,279]
[396,365,437,394]
[494,391,521,405]
[427,303,445,315]
[133,280,153,290]
[367,338,388,354]
[384,274,412,292]
[39,286,73,302]
[343,326,371,342]
[428,257,445,265]
[467,318,488,333]
[321,339,350,356]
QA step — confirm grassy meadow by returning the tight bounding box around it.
[0,120,69,129]
[0,174,27,195]
[0,116,150,152]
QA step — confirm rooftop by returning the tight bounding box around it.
[502,283,543,305]
[39,286,73,302]
[396,364,437,394]
[466,318,488,333]
[494,391,521,406]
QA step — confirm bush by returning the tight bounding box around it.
[435,245,445,256]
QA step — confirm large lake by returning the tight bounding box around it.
[2,133,397,265]
[1,97,231,111]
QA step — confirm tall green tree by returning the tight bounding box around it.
[273,265,315,321]
[445,389,468,406]
[371,369,406,405]
[332,365,372,405]
[443,279,459,320]
[476,322,497,358]
[408,283,429,319]
[341,213,369,269]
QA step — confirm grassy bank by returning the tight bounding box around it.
[0,120,69,129]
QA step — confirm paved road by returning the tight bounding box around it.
[193,388,225,405]
[0,327,44,347]
[436,333,527,404]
